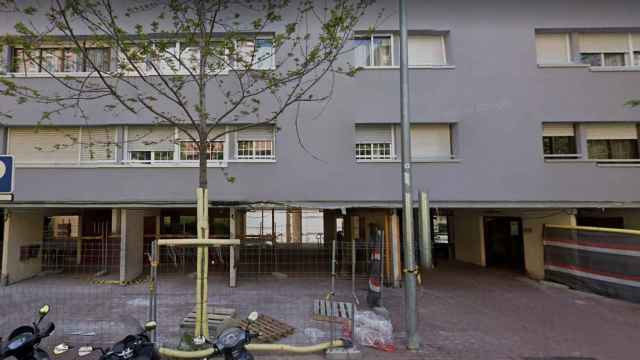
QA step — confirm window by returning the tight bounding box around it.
[585,123,639,160]
[535,33,570,64]
[579,33,632,68]
[408,35,447,66]
[12,47,110,73]
[128,151,174,162]
[354,124,394,160]
[8,127,81,163]
[80,127,117,161]
[180,142,225,161]
[581,52,628,67]
[410,124,453,160]
[542,123,578,158]
[236,125,275,160]
[355,143,391,160]
[353,34,392,67]
[233,38,274,70]
[127,126,175,162]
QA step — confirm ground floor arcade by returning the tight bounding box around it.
[2,205,639,286]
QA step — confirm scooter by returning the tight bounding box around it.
[75,321,160,360]
[208,311,260,360]
[0,305,56,360]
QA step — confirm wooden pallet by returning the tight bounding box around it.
[180,305,237,332]
[239,315,295,343]
[313,299,354,323]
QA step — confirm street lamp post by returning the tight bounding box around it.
[399,0,421,351]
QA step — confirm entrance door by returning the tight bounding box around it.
[484,217,524,270]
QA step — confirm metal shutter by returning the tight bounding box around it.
[8,127,80,163]
[237,125,273,141]
[410,124,451,159]
[355,125,392,143]
[579,33,629,53]
[80,127,117,161]
[408,35,445,66]
[176,126,226,142]
[536,33,569,64]
[543,123,575,137]
[585,123,638,140]
[128,126,175,152]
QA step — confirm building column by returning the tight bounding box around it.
[522,210,576,280]
[1,209,44,285]
[120,209,144,283]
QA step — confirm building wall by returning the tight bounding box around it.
[1,210,44,284]
[453,210,485,266]
[1,0,640,206]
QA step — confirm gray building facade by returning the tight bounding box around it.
[1,0,639,286]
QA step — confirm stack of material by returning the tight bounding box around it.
[180,305,237,333]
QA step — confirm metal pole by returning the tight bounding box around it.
[399,0,421,351]
[419,191,433,269]
[150,240,158,343]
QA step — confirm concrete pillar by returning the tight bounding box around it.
[290,209,302,243]
[569,32,581,63]
[452,210,485,266]
[522,210,576,280]
[229,208,237,288]
[120,209,145,283]
[111,209,121,235]
[390,211,402,288]
[1,210,44,285]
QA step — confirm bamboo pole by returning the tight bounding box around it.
[545,224,640,235]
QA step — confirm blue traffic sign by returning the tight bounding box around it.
[0,155,15,194]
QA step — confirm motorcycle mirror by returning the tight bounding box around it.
[53,343,71,356]
[38,304,50,321]
[78,346,94,357]
[42,322,56,337]
[143,321,157,332]
[247,311,259,323]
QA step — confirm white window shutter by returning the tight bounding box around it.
[237,125,274,141]
[579,33,629,53]
[408,35,445,66]
[410,124,451,159]
[8,127,80,163]
[128,126,175,152]
[585,123,638,140]
[355,125,393,143]
[543,123,575,137]
[81,127,117,161]
[536,33,569,64]
[177,126,226,142]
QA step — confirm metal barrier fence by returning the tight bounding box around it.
[0,223,392,355]
[543,224,640,303]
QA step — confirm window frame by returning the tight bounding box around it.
[236,139,275,160]
[11,46,111,75]
[353,33,395,68]
[127,150,175,163]
[587,139,640,160]
[179,141,226,162]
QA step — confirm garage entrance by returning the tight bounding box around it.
[484,217,524,271]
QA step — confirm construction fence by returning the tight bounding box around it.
[543,224,640,303]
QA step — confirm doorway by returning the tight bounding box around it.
[484,217,524,270]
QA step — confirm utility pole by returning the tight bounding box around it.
[399,0,421,351]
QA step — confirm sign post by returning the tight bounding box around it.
[0,155,15,201]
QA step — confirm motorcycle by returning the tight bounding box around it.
[209,311,260,360]
[76,321,160,360]
[0,305,56,360]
